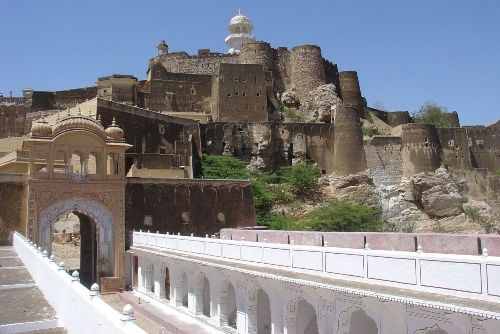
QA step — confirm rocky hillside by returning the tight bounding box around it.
[322,166,499,233]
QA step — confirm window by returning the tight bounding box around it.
[448,139,454,147]
[227,93,231,97]
[476,139,484,147]
[144,215,153,226]
[256,92,260,97]
[235,92,239,96]
[242,92,246,97]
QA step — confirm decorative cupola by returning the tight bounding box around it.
[31,116,52,138]
[105,117,125,142]
[225,10,256,54]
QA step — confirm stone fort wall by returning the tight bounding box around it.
[201,122,335,174]
[0,104,29,138]
[0,180,27,244]
[124,178,255,247]
[364,136,403,186]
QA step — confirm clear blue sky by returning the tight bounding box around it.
[1,0,499,125]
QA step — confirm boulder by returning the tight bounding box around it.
[281,90,300,109]
[411,167,462,217]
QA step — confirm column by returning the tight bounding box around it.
[173,270,185,307]
[153,263,166,299]
[137,256,144,292]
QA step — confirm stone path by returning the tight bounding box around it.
[103,291,224,334]
[0,246,67,334]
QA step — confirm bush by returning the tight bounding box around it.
[413,102,454,128]
[362,127,379,137]
[302,201,382,232]
[201,155,249,180]
[281,106,307,122]
[281,161,321,198]
[259,214,298,230]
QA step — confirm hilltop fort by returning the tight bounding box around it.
[0,11,499,239]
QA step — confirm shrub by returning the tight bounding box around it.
[362,127,379,137]
[281,161,321,198]
[201,155,249,180]
[258,214,295,230]
[281,106,307,122]
[302,201,382,232]
[413,102,454,128]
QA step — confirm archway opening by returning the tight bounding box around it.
[165,267,170,300]
[227,282,237,329]
[51,211,97,288]
[296,299,318,334]
[257,289,271,334]
[202,276,211,317]
[348,309,378,334]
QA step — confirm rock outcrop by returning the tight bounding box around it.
[305,84,342,123]
[410,167,463,217]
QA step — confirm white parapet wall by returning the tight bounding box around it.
[132,230,500,304]
[13,232,146,334]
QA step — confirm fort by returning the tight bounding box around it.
[0,10,499,334]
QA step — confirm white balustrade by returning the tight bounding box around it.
[132,230,500,303]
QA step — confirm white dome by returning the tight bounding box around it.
[229,14,252,28]
[225,10,256,54]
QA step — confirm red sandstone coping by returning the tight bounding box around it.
[219,229,500,256]
[416,234,480,256]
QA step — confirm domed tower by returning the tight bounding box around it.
[332,104,367,176]
[225,10,256,54]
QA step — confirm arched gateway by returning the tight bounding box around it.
[22,110,131,283]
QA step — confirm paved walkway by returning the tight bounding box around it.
[0,246,66,334]
[103,291,225,334]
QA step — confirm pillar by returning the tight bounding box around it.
[137,256,144,292]
[153,263,166,299]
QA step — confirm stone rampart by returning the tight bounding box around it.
[0,104,29,138]
[154,52,239,75]
[363,136,402,186]
[125,179,255,247]
[401,123,441,177]
[465,126,499,172]
[0,181,26,244]
[201,122,334,173]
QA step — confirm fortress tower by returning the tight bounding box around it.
[338,71,364,119]
[289,45,326,104]
[332,104,367,175]
[401,123,441,177]
[225,10,256,54]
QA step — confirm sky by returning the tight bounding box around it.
[1,0,499,125]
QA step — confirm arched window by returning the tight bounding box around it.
[71,152,83,173]
[88,152,98,175]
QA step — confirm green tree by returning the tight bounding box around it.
[281,161,321,198]
[413,102,454,128]
[303,201,382,232]
[201,154,249,180]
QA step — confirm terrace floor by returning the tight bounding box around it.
[0,246,67,334]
